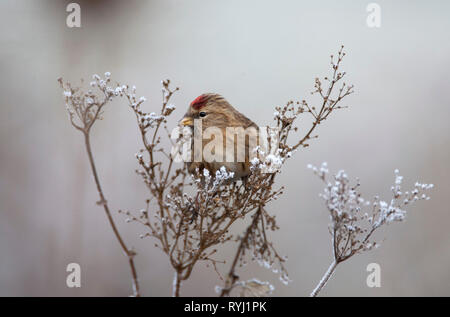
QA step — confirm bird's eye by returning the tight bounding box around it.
[199,112,207,118]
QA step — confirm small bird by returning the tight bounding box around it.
[180,93,258,181]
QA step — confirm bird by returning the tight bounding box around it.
[179,93,259,181]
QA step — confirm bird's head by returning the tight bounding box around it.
[180,93,239,130]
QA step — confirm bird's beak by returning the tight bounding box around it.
[180,117,194,127]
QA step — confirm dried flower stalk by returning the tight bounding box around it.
[58,74,140,296]
[59,46,354,296]
[309,162,434,297]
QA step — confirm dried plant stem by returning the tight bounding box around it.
[84,132,140,297]
[310,260,337,297]
[220,207,262,297]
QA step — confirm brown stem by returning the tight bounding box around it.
[83,132,141,297]
[220,207,262,297]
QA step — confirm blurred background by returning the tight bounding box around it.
[0,0,449,296]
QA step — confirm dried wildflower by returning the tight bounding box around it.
[59,47,356,297]
[58,73,141,296]
[309,162,434,296]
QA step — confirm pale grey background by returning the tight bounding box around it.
[0,0,449,296]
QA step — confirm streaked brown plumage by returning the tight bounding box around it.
[180,93,258,181]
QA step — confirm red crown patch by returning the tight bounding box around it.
[190,94,209,110]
